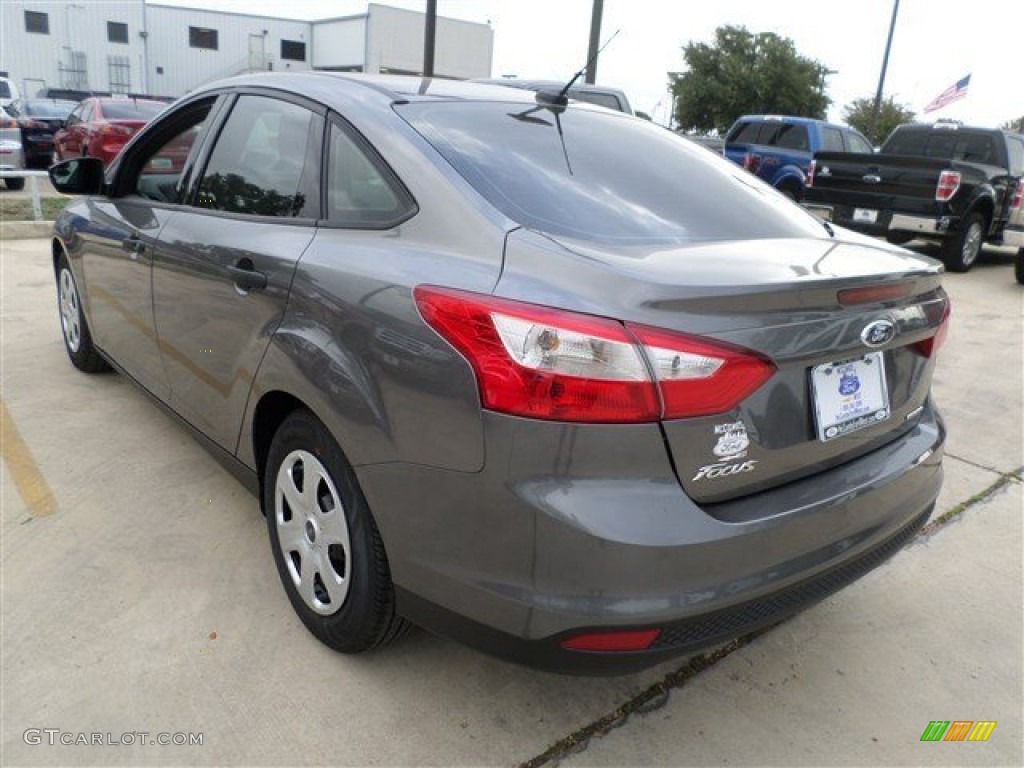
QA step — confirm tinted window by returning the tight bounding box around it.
[25,10,49,34]
[23,100,76,118]
[189,26,218,50]
[108,21,129,43]
[884,129,999,164]
[773,124,809,150]
[0,82,10,99]
[569,91,622,111]
[281,40,306,61]
[727,122,759,144]
[101,100,165,120]
[845,131,873,154]
[326,121,412,227]
[755,123,780,145]
[134,103,211,203]
[400,102,824,245]
[821,126,844,152]
[196,96,316,218]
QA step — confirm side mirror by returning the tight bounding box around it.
[49,157,105,195]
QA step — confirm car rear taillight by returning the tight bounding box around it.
[413,286,776,423]
[742,153,761,173]
[1010,180,1024,210]
[935,170,961,202]
[806,159,816,188]
[98,122,134,137]
[914,300,951,358]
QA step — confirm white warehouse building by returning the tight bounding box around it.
[0,1,493,99]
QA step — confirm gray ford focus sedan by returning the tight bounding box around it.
[49,74,949,674]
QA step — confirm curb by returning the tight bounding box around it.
[0,221,55,240]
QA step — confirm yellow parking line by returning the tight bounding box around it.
[0,398,57,517]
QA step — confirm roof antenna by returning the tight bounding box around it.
[537,29,620,108]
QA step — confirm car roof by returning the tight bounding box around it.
[733,114,838,128]
[191,72,545,106]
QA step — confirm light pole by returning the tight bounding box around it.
[870,0,900,136]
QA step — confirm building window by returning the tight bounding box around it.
[61,51,89,90]
[280,40,306,62]
[188,26,218,50]
[107,21,129,44]
[108,55,131,93]
[25,10,49,34]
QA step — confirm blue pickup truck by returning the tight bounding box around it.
[724,115,873,201]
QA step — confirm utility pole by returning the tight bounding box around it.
[870,0,899,136]
[423,0,437,77]
[585,0,603,84]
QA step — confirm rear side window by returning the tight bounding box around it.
[845,131,873,154]
[727,122,760,144]
[196,95,318,218]
[821,126,844,152]
[773,124,809,150]
[326,120,414,227]
[400,102,824,245]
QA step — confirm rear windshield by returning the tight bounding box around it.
[882,129,1001,164]
[24,100,76,118]
[399,102,823,245]
[101,100,165,120]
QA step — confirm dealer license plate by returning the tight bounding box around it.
[853,208,878,224]
[810,352,890,441]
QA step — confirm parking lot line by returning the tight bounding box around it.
[0,397,57,517]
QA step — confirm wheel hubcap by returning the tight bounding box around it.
[962,223,982,266]
[59,268,82,353]
[274,450,351,615]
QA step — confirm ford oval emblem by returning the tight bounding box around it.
[861,319,896,348]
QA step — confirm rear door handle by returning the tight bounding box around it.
[227,260,268,292]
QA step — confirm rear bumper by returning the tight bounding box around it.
[1003,227,1024,249]
[358,404,945,674]
[803,205,954,239]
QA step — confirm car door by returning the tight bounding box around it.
[151,91,322,452]
[58,103,83,159]
[79,96,220,400]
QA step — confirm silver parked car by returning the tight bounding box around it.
[0,105,26,190]
[49,73,949,673]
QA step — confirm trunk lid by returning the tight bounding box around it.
[498,229,947,503]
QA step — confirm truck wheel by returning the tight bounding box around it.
[1015,250,1024,285]
[940,212,985,273]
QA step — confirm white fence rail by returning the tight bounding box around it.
[0,171,54,221]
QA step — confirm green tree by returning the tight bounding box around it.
[843,96,915,145]
[670,25,830,135]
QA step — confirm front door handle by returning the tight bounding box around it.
[121,235,145,258]
[227,259,268,292]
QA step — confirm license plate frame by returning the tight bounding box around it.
[853,207,878,224]
[810,352,890,441]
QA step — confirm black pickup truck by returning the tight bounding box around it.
[804,122,1024,272]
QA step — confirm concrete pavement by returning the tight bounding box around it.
[1,238,1021,766]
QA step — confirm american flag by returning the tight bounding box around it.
[924,74,971,113]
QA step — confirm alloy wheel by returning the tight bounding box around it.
[59,268,82,353]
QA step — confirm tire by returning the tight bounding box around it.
[885,232,915,246]
[777,183,800,202]
[940,212,985,273]
[5,177,25,191]
[56,254,110,373]
[1015,249,1024,285]
[264,409,409,653]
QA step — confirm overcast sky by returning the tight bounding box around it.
[157,0,1020,130]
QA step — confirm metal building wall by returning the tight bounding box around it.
[311,15,367,71]
[364,4,492,79]
[1,1,145,97]
[146,4,313,96]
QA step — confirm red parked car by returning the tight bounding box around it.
[54,97,166,167]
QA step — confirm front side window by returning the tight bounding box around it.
[400,102,823,245]
[195,95,316,218]
[25,10,49,34]
[132,102,212,203]
[189,26,218,50]
[821,126,844,152]
[326,120,412,227]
